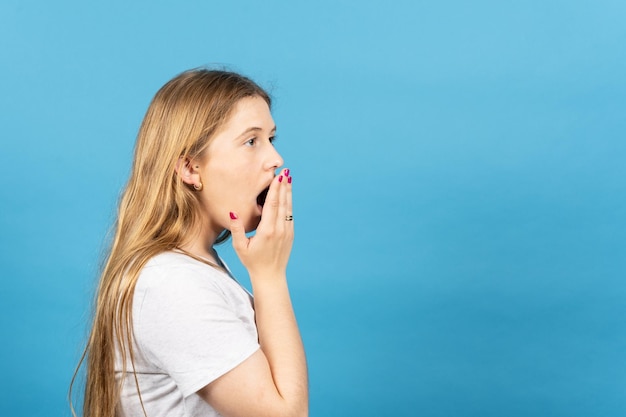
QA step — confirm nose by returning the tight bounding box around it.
[264,144,284,171]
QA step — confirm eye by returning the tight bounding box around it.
[245,138,256,146]
[269,135,277,145]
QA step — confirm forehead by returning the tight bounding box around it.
[222,96,274,132]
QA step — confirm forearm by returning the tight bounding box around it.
[252,276,308,416]
[220,167,306,416]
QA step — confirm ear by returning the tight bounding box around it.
[175,157,202,187]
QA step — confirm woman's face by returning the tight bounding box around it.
[197,95,283,235]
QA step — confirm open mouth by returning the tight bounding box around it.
[256,186,270,208]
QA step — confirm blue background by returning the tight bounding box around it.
[1,1,625,416]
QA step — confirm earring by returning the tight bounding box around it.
[193,183,203,191]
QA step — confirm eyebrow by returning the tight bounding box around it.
[237,126,277,138]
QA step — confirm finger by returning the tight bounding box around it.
[276,170,289,231]
[259,172,282,227]
[285,173,293,229]
[229,211,248,254]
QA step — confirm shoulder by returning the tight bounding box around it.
[135,251,231,299]
[141,251,223,282]
[143,251,219,275]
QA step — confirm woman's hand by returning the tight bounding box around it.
[204,168,307,417]
[229,168,293,281]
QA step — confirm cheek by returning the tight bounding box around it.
[205,160,257,204]
[207,165,239,192]
[215,175,252,206]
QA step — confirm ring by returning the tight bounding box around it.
[285,215,293,221]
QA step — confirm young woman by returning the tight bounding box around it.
[74,69,308,417]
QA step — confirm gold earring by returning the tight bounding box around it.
[193,183,203,191]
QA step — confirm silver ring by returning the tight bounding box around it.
[285,215,293,221]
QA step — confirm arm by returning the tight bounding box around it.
[198,170,308,417]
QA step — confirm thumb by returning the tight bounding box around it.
[229,211,248,253]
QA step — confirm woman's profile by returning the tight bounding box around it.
[72,69,308,417]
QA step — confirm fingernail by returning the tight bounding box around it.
[288,176,292,184]
[285,168,290,176]
[278,175,283,182]
[229,212,238,220]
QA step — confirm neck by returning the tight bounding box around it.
[179,217,225,263]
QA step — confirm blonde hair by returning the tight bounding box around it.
[70,69,270,417]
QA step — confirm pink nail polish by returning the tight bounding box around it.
[285,169,290,176]
[287,176,292,184]
[278,175,283,182]
[229,212,238,220]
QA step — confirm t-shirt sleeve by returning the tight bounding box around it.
[134,264,259,397]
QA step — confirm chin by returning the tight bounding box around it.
[244,215,262,233]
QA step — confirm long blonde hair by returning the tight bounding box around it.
[71,69,270,417]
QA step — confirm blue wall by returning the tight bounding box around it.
[1,1,625,416]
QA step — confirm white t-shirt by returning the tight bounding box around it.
[115,251,259,417]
